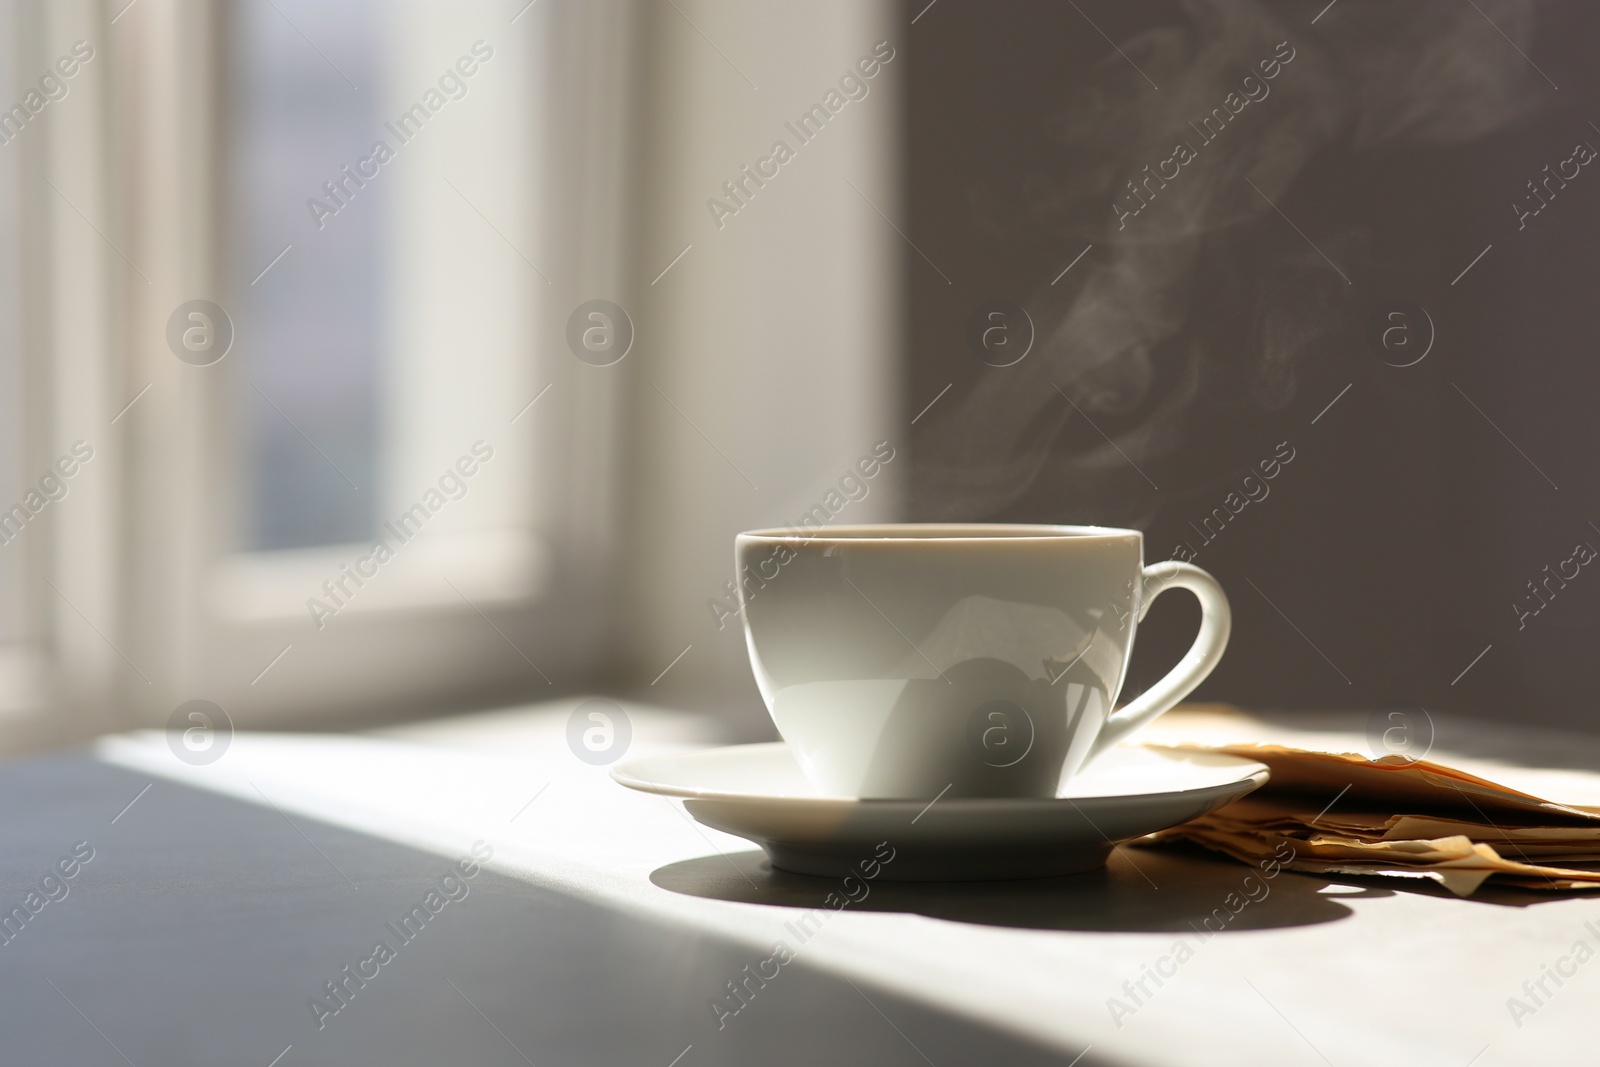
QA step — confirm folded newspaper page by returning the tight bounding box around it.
[1139,744,1600,897]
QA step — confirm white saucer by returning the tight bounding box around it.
[613,743,1268,881]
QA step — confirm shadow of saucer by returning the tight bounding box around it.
[651,842,1373,932]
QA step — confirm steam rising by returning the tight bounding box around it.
[916,0,1542,521]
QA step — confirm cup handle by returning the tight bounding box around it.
[1088,561,1231,761]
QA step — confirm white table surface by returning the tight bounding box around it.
[87,701,1600,1067]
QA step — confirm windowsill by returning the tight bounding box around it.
[208,529,548,623]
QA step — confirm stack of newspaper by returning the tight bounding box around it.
[1141,743,1600,896]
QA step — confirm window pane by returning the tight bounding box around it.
[225,0,538,556]
[227,0,387,550]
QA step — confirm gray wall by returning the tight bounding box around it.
[903,0,1600,729]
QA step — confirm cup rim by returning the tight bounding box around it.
[737,522,1141,544]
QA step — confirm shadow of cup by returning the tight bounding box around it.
[650,844,1369,934]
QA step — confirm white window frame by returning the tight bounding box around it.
[0,0,128,753]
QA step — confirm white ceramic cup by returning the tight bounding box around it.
[735,524,1230,799]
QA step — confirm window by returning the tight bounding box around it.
[103,0,630,728]
[214,1,544,621]
[0,0,896,745]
